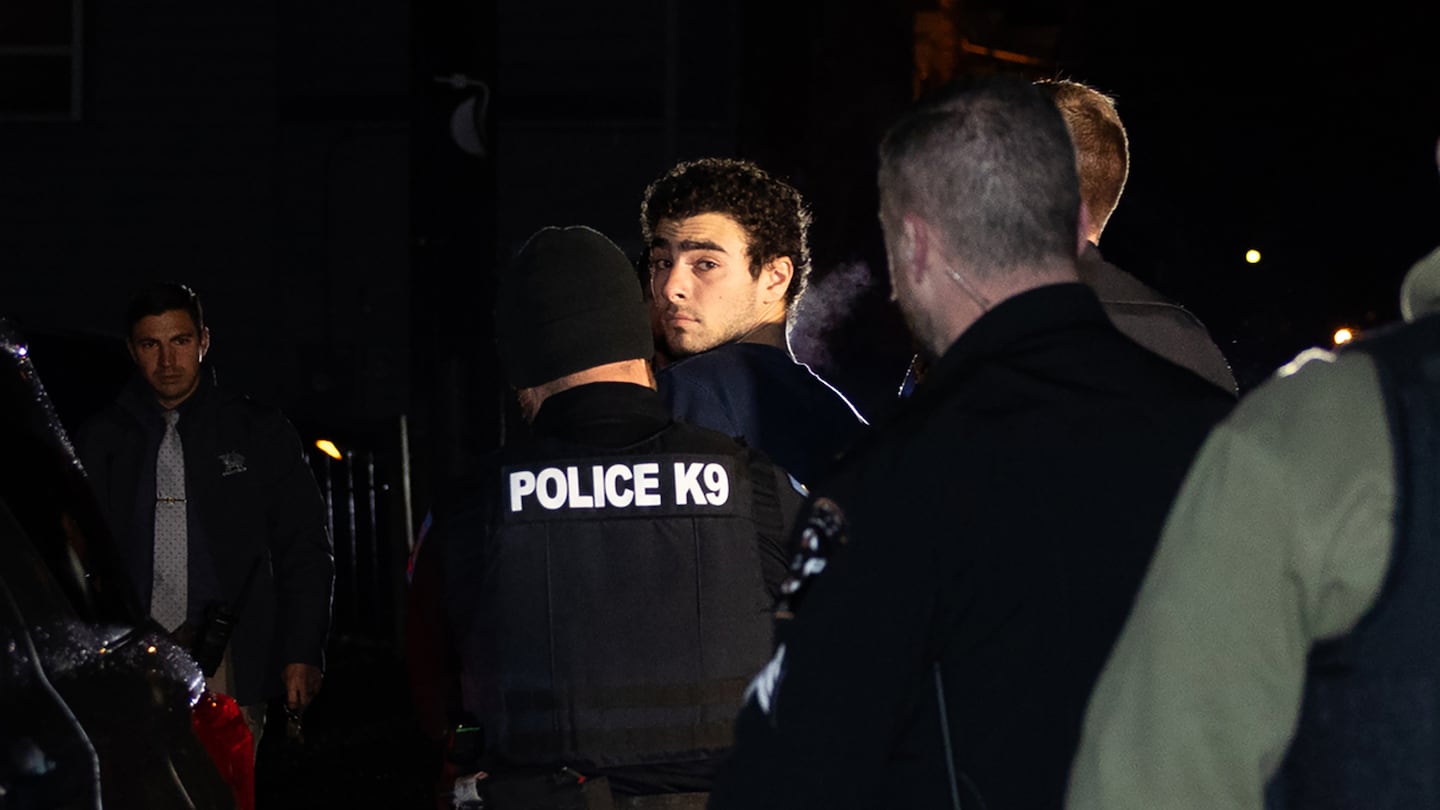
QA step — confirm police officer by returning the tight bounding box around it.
[405,225,800,810]
[1067,145,1440,810]
[77,282,333,755]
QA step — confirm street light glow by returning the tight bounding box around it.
[1245,249,1262,264]
[1333,328,1355,346]
[315,439,343,460]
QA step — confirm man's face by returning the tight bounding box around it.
[648,212,770,357]
[128,309,209,409]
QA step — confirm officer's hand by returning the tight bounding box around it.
[283,662,323,712]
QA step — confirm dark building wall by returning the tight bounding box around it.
[277,0,413,434]
[494,0,741,263]
[409,0,497,500]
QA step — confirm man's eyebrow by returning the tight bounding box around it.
[649,237,729,253]
[678,239,727,253]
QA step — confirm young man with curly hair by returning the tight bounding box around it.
[640,157,867,489]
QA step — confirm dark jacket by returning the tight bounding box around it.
[710,283,1234,810]
[1078,242,1238,395]
[76,369,334,706]
[406,382,801,796]
[657,343,868,488]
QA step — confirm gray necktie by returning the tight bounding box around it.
[152,409,187,631]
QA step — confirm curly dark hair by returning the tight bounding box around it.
[639,157,813,307]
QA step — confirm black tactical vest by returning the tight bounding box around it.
[1267,312,1440,808]
[455,422,780,773]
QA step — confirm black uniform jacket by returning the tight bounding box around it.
[77,370,334,706]
[710,283,1234,810]
[407,381,802,795]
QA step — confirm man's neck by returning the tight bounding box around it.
[520,359,654,422]
[155,392,194,411]
[935,261,1080,353]
[736,320,789,353]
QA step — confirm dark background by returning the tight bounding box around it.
[3,1,1438,806]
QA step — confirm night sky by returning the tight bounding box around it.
[1046,3,1440,389]
[749,2,1440,416]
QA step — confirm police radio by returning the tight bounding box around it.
[185,555,261,677]
[775,496,848,619]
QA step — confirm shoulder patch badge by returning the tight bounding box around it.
[218,451,248,476]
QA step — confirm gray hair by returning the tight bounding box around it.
[878,73,1080,279]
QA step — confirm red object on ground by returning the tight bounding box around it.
[191,690,256,810]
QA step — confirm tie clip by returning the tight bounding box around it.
[156,496,186,504]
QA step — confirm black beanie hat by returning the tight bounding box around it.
[494,225,653,389]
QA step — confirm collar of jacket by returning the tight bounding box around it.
[920,282,1110,392]
[1076,243,1164,306]
[530,381,672,447]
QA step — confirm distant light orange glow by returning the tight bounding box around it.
[1333,328,1355,346]
[315,439,342,460]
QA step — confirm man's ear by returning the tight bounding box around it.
[899,213,931,286]
[1077,202,1096,254]
[199,327,211,361]
[759,256,794,304]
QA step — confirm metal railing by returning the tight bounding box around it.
[306,415,415,647]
